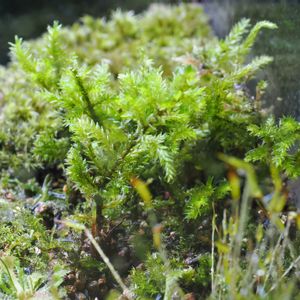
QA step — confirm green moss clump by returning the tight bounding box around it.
[0,4,212,181]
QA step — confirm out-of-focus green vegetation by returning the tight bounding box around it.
[0,0,177,64]
[207,0,300,118]
[235,1,300,118]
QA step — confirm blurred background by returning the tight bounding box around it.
[206,0,300,119]
[0,0,299,118]
[0,0,177,64]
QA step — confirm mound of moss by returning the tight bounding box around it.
[0,4,212,181]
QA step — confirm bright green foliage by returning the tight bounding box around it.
[0,4,211,180]
[192,18,276,82]
[8,9,278,228]
[1,3,295,299]
[1,4,277,185]
[33,130,69,164]
[130,254,186,299]
[222,19,277,65]
[51,61,204,208]
[0,205,65,270]
[130,254,166,299]
[130,250,211,299]
[194,254,211,289]
[185,178,230,220]
[246,117,300,177]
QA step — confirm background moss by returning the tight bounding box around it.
[0,0,183,64]
[206,0,300,118]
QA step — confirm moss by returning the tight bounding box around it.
[0,4,212,182]
[0,3,299,299]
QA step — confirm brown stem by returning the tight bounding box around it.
[72,69,100,125]
[95,195,103,235]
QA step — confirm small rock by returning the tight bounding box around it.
[169,231,176,239]
[123,289,135,299]
[63,184,68,192]
[118,247,129,257]
[75,292,87,300]
[138,229,145,235]
[64,272,76,285]
[98,276,106,286]
[135,263,144,270]
[140,220,148,228]
[164,191,171,199]
[65,285,76,298]
[34,247,41,255]
[82,238,91,252]
[4,192,15,201]
[184,293,196,300]
[87,280,100,298]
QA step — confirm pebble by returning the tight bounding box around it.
[87,280,100,298]
[75,292,87,300]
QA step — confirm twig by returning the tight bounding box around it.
[211,202,216,293]
[58,220,134,299]
[268,254,300,294]
[84,228,128,292]
[105,216,127,239]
